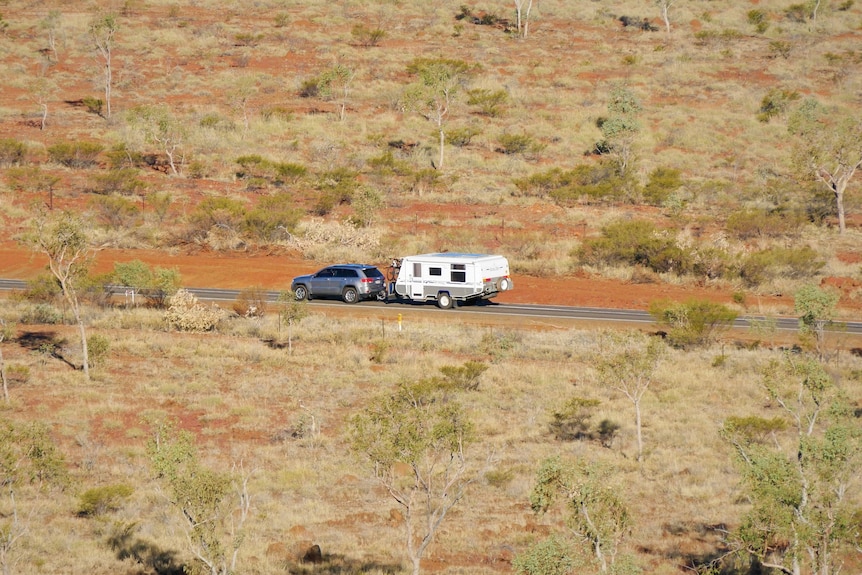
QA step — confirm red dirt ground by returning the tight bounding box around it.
[0,239,803,313]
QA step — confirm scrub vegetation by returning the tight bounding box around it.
[0,0,861,573]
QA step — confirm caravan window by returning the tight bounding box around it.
[429,267,442,276]
[413,262,422,277]
[451,264,466,283]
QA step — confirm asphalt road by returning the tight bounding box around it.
[2,278,861,335]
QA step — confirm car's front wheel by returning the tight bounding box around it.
[343,287,358,304]
[294,285,309,301]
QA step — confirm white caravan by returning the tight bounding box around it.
[389,253,513,309]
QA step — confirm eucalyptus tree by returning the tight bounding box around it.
[721,355,862,575]
[402,58,473,171]
[22,211,93,379]
[594,331,663,461]
[349,377,478,575]
[89,13,117,119]
[526,457,634,573]
[788,99,862,234]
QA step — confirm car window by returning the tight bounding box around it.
[336,269,358,278]
[316,269,334,278]
[362,267,384,279]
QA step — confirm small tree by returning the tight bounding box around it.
[402,58,473,171]
[0,320,13,403]
[126,105,186,175]
[147,419,251,575]
[21,211,93,378]
[316,63,356,121]
[648,298,738,349]
[276,290,307,353]
[89,13,118,119]
[39,10,62,62]
[721,355,862,575]
[794,283,839,360]
[27,76,56,131]
[527,456,634,573]
[596,86,642,176]
[788,99,862,234]
[349,378,477,575]
[594,331,663,461]
[0,419,69,575]
[513,0,537,38]
[113,260,181,307]
[655,0,674,33]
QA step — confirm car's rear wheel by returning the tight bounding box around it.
[343,287,358,304]
[294,285,309,301]
[437,292,454,309]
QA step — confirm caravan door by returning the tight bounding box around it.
[408,260,424,299]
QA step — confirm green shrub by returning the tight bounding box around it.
[785,3,813,22]
[369,339,390,364]
[726,208,804,239]
[445,126,481,147]
[747,9,769,33]
[642,167,683,206]
[756,88,800,123]
[722,415,787,444]
[89,168,147,196]
[82,96,104,116]
[649,298,738,349]
[112,260,182,307]
[274,12,289,27]
[484,468,515,488]
[737,245,824,286]
[87,334,110,367]
[5,166,60,193]
[578,219,692,274]
[351,23,386,47]
[513,535,577,575]
[496,133,546,157]
[549,396,601,441]
[47,141,104,168]
[90,194,141,230]
[21,304,63,325]
[190,196,246,233]
[439,361,489,391]
[0,138,26,167]
[104,143,146,169]
[274,162,307,184]
[769,40,793,59]
[77,484,133,516]
[234,32,264,47]
[514,163,627,204]
[467,88,508,117]
[22,274,61,304]
[298,77,320,98]
[244,192,302,242]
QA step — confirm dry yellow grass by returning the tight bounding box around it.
[1,297,861,573]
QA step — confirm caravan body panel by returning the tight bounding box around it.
[391,253,513,306]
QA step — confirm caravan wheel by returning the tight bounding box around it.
[437,292,454,309]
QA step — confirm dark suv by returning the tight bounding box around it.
[291,264,387,304]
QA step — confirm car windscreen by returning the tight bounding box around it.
[362,267,384,279]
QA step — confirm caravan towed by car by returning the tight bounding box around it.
[388,252,513,309]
